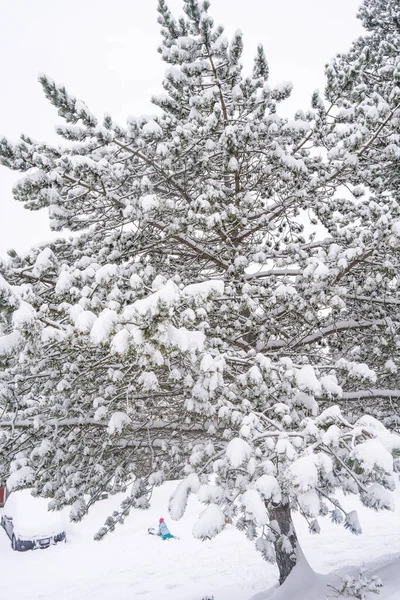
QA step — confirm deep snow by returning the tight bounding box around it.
[0,481,399,600]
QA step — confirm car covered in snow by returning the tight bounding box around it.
[1,489,66,551]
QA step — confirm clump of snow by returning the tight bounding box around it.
[107,412,130,434]
[320,374,342,397]
[276,437,297,460]
[129,324,144,347]
[32,247,57,276]
[315,405,343,426]
[140,194,159,212]
[226,438,251,468]
[355,415,386,432]
[297,490,320,518]
[0,331,23,356]
[295,365,321,395]
[55,270,74,294]
[129,273,143,289]
[110,329,130,355]
[336,358,377,383]
[355,415,400,453]
[151,275,167,291]
[90,309,118,343]
[192,504,226,539]
[7,466,35,491]
[75,310,97,333]
[241,490,268,526]
[385,359,397,374]
[138,371,159,391]
[69,497,87,522]
[289,455,319,492]
[95,264,118,284]
[142,119,163,138]
[182,280,224,301]
[41,326,66,343]
[303,259,330,280]
[294,392,318,415]
[391,219,400,236]
[0,273,12,291]
[256,353,273,372]
[228,156,239,172]
[165,324,205,352]
[322,424,341,447]
[197,485,224,504]
[169,474,200,520]
[129,279,180,317]
[248,365,263,384]
[94,406,108,421]
[344,510,362,535]
[361,484,395,511]
[254,475,281,504]
[148,471,164,486]
[12,301,36,328]
[351,439,393,473]
[274,284,297,298]
[200,353,225,373]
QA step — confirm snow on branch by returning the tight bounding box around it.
[292,319,396,348]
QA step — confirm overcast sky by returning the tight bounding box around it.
[0,0,363,259]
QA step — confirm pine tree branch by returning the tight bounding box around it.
[356,103,399,158]
[335,249,374,282]
[112,140,193,205]
[290,318,397,348]
[340,389,400,400]
[245,269,301,280]
[346,294,400,306]
[148,220,229,269]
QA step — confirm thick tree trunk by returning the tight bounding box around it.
[269,498,299,585]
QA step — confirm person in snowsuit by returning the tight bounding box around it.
[158,517,175,540]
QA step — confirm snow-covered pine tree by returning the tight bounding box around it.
[322,0,400,431]
[0,0,399,586]
[328,567,383,600]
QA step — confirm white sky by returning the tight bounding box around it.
[0,0,363,259]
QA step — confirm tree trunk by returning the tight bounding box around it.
[269,498,299,585]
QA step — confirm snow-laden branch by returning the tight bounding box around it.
[291,318,396,348]
[340,389,400,400]
[0,418,204,432]
[245,268,301,280]
[263,318,396,350]
[149,220,229,269]
[335,248,374,282]
[346,294,400,306]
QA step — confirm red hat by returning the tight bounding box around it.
[159,517,164,523]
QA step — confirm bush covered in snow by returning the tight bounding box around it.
[328,568,383,599]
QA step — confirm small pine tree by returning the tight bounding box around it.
[328,568,383,599]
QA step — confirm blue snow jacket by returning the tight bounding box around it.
[158,521,170,537]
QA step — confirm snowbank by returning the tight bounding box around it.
[0,481,399,600]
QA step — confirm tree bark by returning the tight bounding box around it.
[269,498,299,585]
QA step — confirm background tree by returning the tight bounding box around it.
[321,0,400,430]
[0,0,399,586]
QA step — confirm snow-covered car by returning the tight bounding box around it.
[1,489,66,551]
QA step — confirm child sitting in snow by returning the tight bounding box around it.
[157,517,176,540]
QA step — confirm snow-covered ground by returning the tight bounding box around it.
[0,481,399,600]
